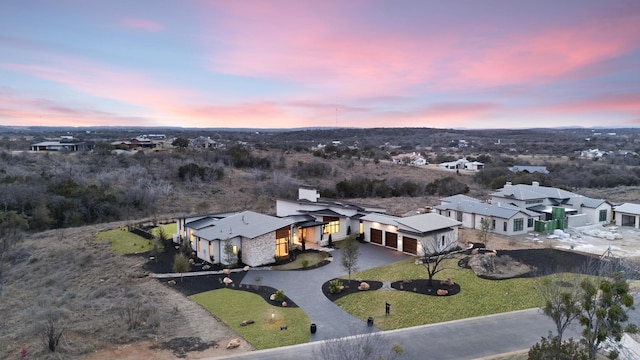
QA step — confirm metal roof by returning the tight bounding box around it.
[396,213,461,234]
[508,165,549,174]
[360,213,400,226]
[435,199,539,219]
[491,183,576,201]
[615,203,640,215]
[194,211,294,241]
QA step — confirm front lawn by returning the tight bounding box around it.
[189,289,310,349]
[152,223,176,238]
[96,227,153,255]
[335,257,549,330]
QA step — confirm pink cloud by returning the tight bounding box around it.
[119,18,164,32]
[196,1,640,97]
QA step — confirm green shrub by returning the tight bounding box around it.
[274,290,286,302]
[301,259,310,268]
[329,279,344,294]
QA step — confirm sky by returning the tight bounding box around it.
[1,1,639,130]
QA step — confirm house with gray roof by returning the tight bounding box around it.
[490,181,612,227]
[434,194,540,236]
[178,211,294,267]
[359,212,461,255]
[614,203,640,228]
[276,187,386,247]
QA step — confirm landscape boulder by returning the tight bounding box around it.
[240,320,255,326]
[270,294,276,301]
[167,280,177,285]
[243,266,250,271]
[358,282,370,291]
[226,338,241,349]
[281,301,288,307]
[223,277,233,285]
[436,289,449,296]
[202,264,211,271]
[223,268,230,275]
[442,278,454,286]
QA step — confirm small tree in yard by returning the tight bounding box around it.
[478,217,492,244]
[223,239,237,268]
[173,253,190,282]
[578,272,636,360]
[528,333,588,360]
[341,234,360,282]
[420,232,458,287]
[538,275,582,341]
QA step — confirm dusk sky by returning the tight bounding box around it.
[1,1,639,129]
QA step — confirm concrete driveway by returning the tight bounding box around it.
[240,243,411,341]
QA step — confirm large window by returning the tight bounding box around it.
[276,238,288,257]
[323,216,340,235]
[527,218,534,228]
[599,210,608,222]
[276,227,290,257]
[503,222,507,232]
[514,218,524,232]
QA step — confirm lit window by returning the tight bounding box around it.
[323,216,340,235]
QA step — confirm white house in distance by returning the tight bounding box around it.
[434,194,540,236]
[359,212,462,255]
[176,211,294,267]
[391,152,427,166]
[490,181,612,227]
[438,158,484,171]
[276,187,386,247]
[614,203,640,228]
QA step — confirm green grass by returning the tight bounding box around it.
[96,227,153,255]
[335,257,554,330]
[189,289,310,349]
[272,251,330,270]
[152,223,176,238]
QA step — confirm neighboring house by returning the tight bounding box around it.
[508,165,549,174]
[276,187,386,247]
[31,138,95,152]
[391,152,427,166]
[111,137,164,151]
[177,211,294,267]
[434,194,540,236]
[614,203,640,228]
[190,136,222,149]
[438,158,484,171]
[360,212,461,255]
[490,181,612,227]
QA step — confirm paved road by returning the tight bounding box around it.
[210,308,582,360]
[240,243,411,341]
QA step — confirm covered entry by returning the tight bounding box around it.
[402,236,417,254]
[371,229,383,245]
[385,232,398,249]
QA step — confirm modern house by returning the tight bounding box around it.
[434,194,540,236]
[276,187,386,247]
[614,203,640,228]
[490,182,612,227]
[391,152,427,166]
[359,212,462,255]
[438,158,484,171]
[176,211,294,267]
[31,138,95,152]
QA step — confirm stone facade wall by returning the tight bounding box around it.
[243,232,275,267]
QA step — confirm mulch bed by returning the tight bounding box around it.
[321,279,384,301]
[160,272,299,308]
[390,279,461,296]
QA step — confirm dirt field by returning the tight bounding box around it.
[0,223,254,360]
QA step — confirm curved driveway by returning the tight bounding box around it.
[240,243,411,341]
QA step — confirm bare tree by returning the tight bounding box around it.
[420,232,458,287]
[315,331,404,360]
[536,274,582,341]
[223,239,237,268]
[477,217,492,244]
[341,234,360,282]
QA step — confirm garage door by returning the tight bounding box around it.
[403,237,417,254]
[385,232,398,249]
[371,229,382,244]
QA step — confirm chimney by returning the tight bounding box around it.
[503,182,513,196]
[532,181,539,187]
